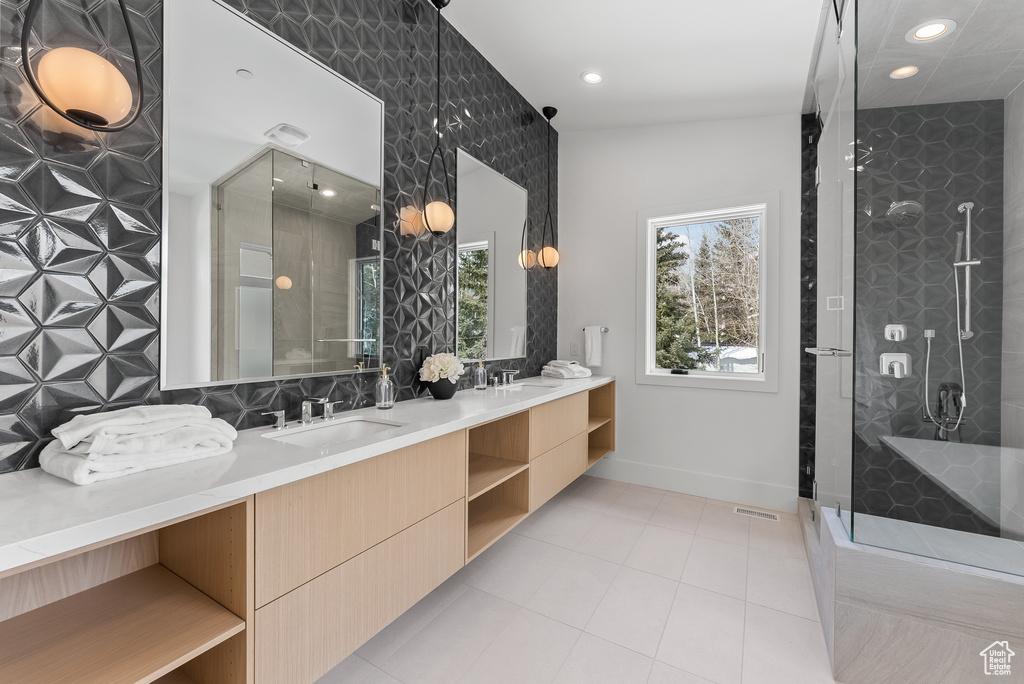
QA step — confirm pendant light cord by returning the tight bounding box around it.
[420,2,452,233]
[540,113,556,267]
[21,0,145,132]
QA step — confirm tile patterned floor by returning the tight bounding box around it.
[316,476,836,684]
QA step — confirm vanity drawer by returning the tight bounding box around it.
[255,430,466,606]
[255,500,465,684]
[529,392,588,457]
[530,432,587,511]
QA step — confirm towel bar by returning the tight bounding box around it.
[583,327,609,333]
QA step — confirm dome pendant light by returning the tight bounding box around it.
[537,106,559,269]
[21,0,145,132]
[420,0,455,236]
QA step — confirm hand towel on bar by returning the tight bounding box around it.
[73,420,238,460]
[52,405,212,450]
[584,326,604,367]
[39,437,234,486]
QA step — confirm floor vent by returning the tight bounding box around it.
[734,507,779,522]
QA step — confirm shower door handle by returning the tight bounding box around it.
[805,347,852,357]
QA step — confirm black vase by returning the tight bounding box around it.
[424,379,458,400]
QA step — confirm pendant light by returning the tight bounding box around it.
[21,0,145,132]
[420,0,455,236]
[537,106,559,269]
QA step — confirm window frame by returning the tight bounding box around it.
[635,191,780,393]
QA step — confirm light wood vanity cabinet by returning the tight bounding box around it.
[254,431,466,606]
[529,392,589,457]
[255,501,464,684]
[0,381,615,684]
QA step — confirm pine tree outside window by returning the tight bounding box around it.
[636,193,780,393]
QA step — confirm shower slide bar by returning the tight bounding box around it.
[954,202,980,340]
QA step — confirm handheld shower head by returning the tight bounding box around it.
[954,231,964,263]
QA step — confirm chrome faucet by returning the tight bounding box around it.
[500,369,520,387]
[261,410,286,430]
[301,397,329,424]
[324,400,348,421]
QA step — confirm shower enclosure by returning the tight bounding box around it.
[811,0,1024,578]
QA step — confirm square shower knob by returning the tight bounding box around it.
[884,324,907,342]
[880,353,911,378]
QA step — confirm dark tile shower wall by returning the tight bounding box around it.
[854,100,1003,533]
[799,113,818,499]
[0,0,558,473]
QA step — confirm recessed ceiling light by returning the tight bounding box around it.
[320,188,336,198]
[890,66,919,79]
[581,71,602,84]
[906,19,956,43]
[236,68,253,79]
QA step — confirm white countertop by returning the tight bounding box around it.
[0,375,613,574]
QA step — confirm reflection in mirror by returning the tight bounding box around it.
[851,0,1024,565]
[211,149,381,381]
[456,150,528,361]
[161,0,384,389]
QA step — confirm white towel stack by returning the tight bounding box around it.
[542,360,593,379]
[40,405,237,485]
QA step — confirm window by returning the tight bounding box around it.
[457,241,490,359]
[636,193,779,392]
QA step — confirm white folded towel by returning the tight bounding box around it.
[52,405,212,450]
[546,359,575,368]
[542,363,592,379]
[584,326,604,367]
[39,437,234,486]
[73,420,238,460]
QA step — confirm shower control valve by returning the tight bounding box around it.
[884,324,907,342]
[880,353,911,379]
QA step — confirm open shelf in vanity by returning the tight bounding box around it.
[0,501,252,684]
[466,411,530,560]
[586,381,616,469]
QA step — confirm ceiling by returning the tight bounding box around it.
[444,0,824,132]
[858,0,1024,110]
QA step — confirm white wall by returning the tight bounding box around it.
[558,114,802,512]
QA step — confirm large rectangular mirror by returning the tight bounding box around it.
[161,0,384,389]
[456,150,528,361]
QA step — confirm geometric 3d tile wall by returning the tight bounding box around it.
[0,0,558,473]
[853,99,1003,534]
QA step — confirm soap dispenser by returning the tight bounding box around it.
[376,364,395,409]
[473,361,487,390]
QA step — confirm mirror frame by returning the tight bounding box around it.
[159,0,386,391]
[454,147,529,363]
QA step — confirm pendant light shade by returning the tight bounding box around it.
[21,0,145,132]
[418,0,455,237]
[539,106,559,269]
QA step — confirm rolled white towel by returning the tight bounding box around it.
[52,405,212,450]
[39,438,234,486]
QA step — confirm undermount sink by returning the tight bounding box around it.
[514,378,566,388]
[263,415,405,449]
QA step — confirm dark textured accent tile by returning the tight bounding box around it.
[0,0,557,473]
[799,113,818,499]
[853,100,1004,534]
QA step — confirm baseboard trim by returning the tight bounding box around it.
[588,456,799,514]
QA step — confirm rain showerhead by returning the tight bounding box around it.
[885,200,924,226]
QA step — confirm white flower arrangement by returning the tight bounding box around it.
[419,352,466,384]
